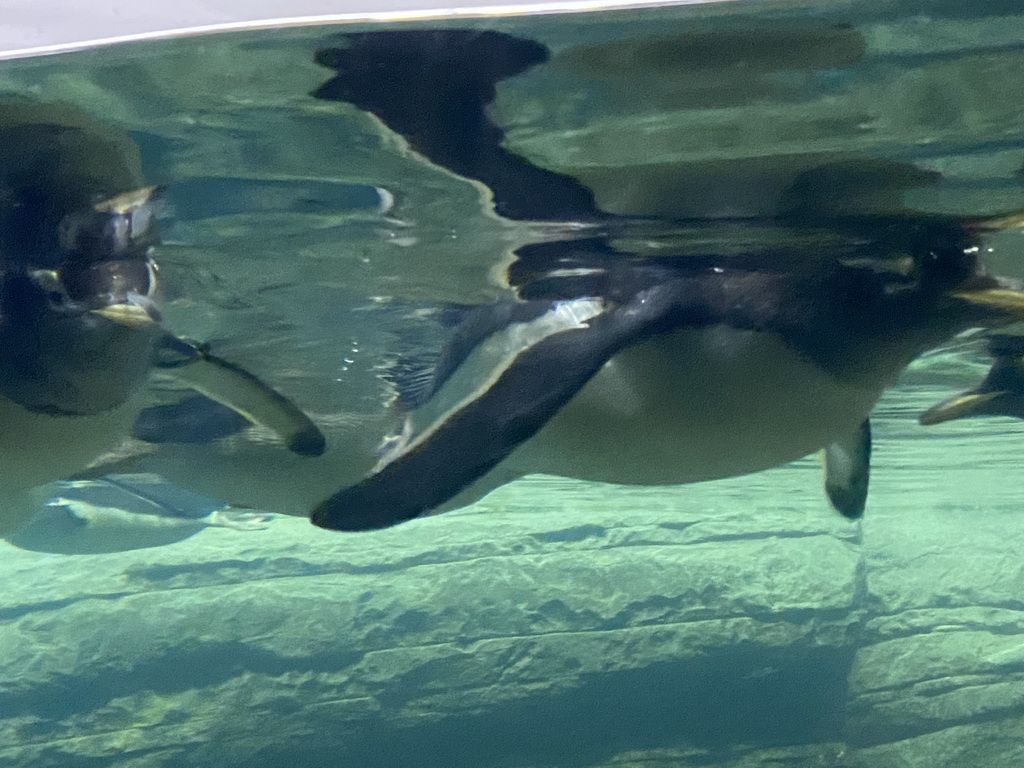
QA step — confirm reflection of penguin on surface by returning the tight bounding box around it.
[7,475,269,555]
[0,99,324,545]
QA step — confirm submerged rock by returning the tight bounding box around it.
[3,431,1024,767]
[843,473,1024,763]
[0,472,862,768]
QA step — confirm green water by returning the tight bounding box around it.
[2,0,1024,766]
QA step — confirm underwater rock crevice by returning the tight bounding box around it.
[845,676,1024,748]
[236,646,856,768]
[659,530,852,546]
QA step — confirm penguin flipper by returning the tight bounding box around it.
[919,390,1004,425]
[920,333,1024,425]
[153,334,326,456]
[312,281,711,531]
[821,419,871,520]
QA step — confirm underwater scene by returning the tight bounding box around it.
[3,0,1024,765]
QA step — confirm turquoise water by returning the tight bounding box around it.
[2,1,1024,766]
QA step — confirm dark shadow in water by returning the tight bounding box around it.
[7,640,363,729]
[313,30,606,223]
[236,643,855,768]
[4,619,851,767]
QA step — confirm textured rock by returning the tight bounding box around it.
[0,472,861,768]
[5,406,1024,767]
[573,743,854,768]
[851,719,1024,768]
[7,408,1024,767]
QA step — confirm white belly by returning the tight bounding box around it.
[0,395,141,533]
[506,326,891,485]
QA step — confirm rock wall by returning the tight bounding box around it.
[0,472,864,768]
[1,439,1024,768]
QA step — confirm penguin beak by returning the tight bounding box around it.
[90,302,159,328]
[951,288,1024,317]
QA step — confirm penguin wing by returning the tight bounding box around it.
[312,279,718,531]
[153,333,326,457]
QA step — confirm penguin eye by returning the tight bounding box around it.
[29,269,70,307]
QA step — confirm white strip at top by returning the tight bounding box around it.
[0,0,744,61]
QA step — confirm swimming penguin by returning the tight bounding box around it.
[308,217,1024,531]
[0,99,324,536]
[0,101,164,533]
[302,30,1024,531]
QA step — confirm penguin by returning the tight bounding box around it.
[104,212,1024,533]
[0,99,324,536]
[0,101,163,534]
[309,217,1024,531]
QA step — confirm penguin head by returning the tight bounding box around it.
[0,187,162,416]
